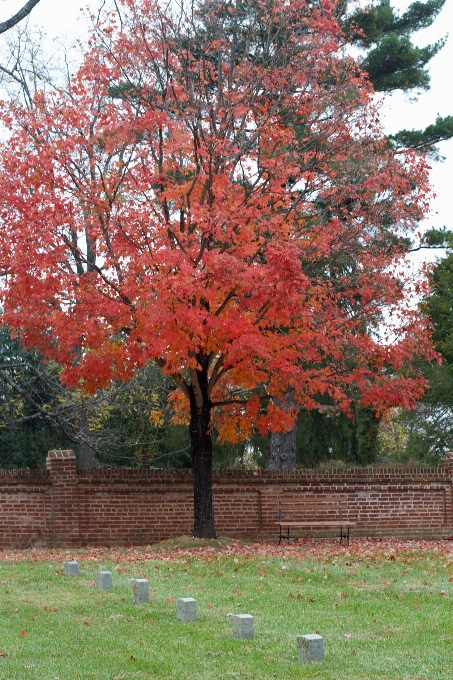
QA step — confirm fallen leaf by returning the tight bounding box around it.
[19,631,28,637]
[147,620,153,625]
[0,651,8,657]
[166,598,176,604]
[206,604,213,609]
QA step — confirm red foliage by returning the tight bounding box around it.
[0,0,433,430]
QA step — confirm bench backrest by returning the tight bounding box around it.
[278,495,350,522]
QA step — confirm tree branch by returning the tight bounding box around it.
[0,0,41,35]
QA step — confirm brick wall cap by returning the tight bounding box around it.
[0,468,49,477]
[47,450,76,460]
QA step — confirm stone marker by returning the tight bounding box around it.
[132,578,149,604]
[97,571,112,590]
[297,634,324,663]
[232,614,254,639]
[177,597,197,622]
[64,561,79,577]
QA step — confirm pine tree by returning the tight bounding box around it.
[347,0,453,157]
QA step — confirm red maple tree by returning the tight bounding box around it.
[0,0,434,536]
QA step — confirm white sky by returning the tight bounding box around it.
[1,0,452,238]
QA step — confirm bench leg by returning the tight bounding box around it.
[279,525,282,545]
[286,526,290,544]
[340,525,344,544]
[347,525,350,546]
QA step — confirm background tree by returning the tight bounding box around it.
[395,252,453,464]
[0,322,193,469]
[0,325,74,467]
[0,0,435,536]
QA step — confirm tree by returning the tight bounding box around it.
[349,0,453,160]
[0,0,434,537]
[0,325,74,467]
[0,22,66,109]
[0,320,183,469]
[397,252,453,463]
[374,251,453,467]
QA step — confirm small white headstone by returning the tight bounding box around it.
[64,561,79,577]
[232,614,254,639]
[177,597,197,622]
[97,571,112,590]
[297,634,324,663]
[132,578,149,604]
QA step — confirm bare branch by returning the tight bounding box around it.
[0,0,41,35]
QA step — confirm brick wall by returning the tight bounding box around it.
[0,450,453,547]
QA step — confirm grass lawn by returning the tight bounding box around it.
[1,537,453,679]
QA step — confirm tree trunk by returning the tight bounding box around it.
[77,409,97,470]
[267,426,297,469]
[266,392,297,470]
[189,372,216,538]
[355,405,380,466]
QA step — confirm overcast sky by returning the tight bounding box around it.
[1,0,452,240]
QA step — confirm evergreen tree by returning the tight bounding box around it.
[0,326,73,468]
[346,1,453,158]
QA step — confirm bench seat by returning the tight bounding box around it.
[276,495,355,544]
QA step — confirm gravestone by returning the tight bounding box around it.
[97,571,112,590]
[232,614,254,639]
[132,578,149,604]
[297,634,324,663]
[177,597,197,622]
[64,561,79,577]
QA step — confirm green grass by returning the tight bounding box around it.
[1,539,453,679]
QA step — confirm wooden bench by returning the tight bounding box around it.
[275,495,356,545]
